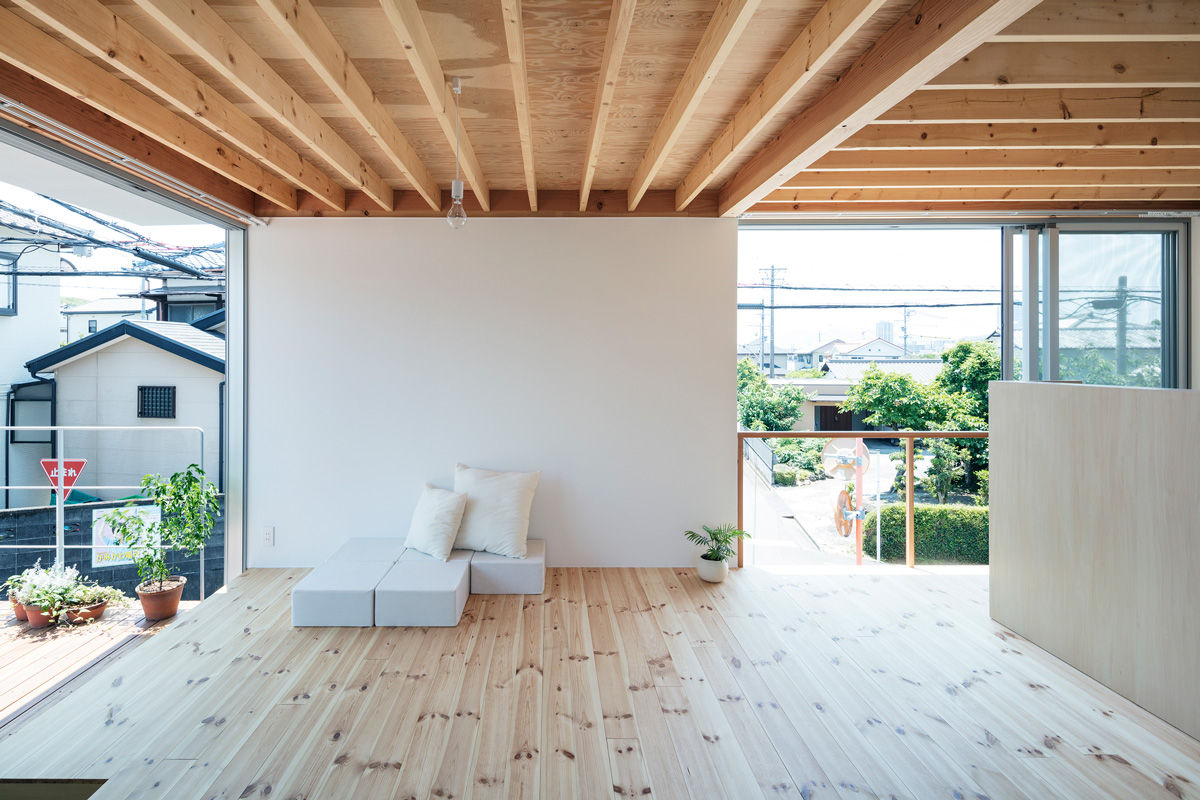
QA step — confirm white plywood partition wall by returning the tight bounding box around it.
[246,217,736,567]
[990,381,1200,739]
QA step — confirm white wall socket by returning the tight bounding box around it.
[263,526,275,547]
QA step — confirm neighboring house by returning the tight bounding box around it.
[1,228,61,508]
[772,358,946,431]
[23,320,225,500]
[133,277,224,323]
[822,357,944,385]
[63,296,150,341]
[842,337,905,360]
[191,308,226,337]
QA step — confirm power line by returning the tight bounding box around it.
[739,301,999,310]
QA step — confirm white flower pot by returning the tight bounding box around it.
[696,555,729,583]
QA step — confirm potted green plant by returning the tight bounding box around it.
[15,562,81,628]
[4,568,33,621]
[103,464,218,621]
[684,524,749,583]
[62,583,126,624]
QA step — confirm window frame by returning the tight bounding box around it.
[137,385,177,419]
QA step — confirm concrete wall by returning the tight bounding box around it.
[51,337,222,497]
[246,217,736,568]
[990,381,1200,739]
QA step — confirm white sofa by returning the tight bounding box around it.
[292,537,545,627]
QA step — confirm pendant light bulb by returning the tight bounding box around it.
[447,179,467,230]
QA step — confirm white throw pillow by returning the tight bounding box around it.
[453,463,540,558]
[404,484,468,561]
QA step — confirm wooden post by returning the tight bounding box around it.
[905,436,915,568]
[736,434,744,568]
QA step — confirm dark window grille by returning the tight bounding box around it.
[87,319,97,333]
[137,386,176,418]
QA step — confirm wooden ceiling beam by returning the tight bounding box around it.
[0,61,255,216]
[377,0,490,211]
[746,200,1200,213]
[627,0,762,210]
[256,0,440,210]
[500,0,536,211]
[841,122,1200,150]
[761,186,1200,203]
[928,42,1200,90]
[675,0,885,210]
[131,0,393,212]
[579,0,637,212]
[878,88,1200,123]
[994,0,1200,42]
[718,0,1042,218]
[0,6,296,209]
[15,0,345,212]
[779,168,1200,188]
[813,147,1200,170]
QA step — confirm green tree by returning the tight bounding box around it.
[934,341,1000,419]
[737,358,810,431]
[920,440,967,504]
[737,358,768,394]
[839,363,952,430]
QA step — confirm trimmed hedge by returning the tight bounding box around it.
[773,464,798,486]
[863,503,989,564]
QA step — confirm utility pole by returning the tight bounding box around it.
[901,306,911,356]
[1092,274,1129,375]
[759,265,786,377]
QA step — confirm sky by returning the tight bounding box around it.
[737,227,1002,354]
[0,179,224,302]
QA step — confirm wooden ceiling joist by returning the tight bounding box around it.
[15,0,345,212]
[762,186,1200,203]
[994,0,1200,42]
[675,0,885,210]
[0,61,255,217]
[841,122,1200,150]
[377,0,490,211]
[500,0,537,211]
[718,0,1043,218]
[778,168,1200,189]
[626,0,762,211]
[579,0,637,212]
[746,200,1200,214]
[813,147,1200,171]
[256,0,440,210]
[928,42,1200,90]
[131,0,394,212]
[877,88,1200,123]
[0,6,297,209]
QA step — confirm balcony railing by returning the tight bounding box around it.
[737,430,989,568]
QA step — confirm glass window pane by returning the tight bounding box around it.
[1057,232,1167,387]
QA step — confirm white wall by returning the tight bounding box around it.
[1191,217,1198,388]
[52,337,222,497]
[246,217,736,567]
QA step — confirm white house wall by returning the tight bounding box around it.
[246,217,736,568]
[51,337,222,495]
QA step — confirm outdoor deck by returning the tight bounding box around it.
[0,602,188,731]
[0,566,1197,799]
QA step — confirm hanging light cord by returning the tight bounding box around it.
[454,82,461,184]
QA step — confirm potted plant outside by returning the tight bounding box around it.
[62,583,126,624]
[15,562,81,628]
[103,464,218,621]
[4,569,32,621]
[684,524,749,583]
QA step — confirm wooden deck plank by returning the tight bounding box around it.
[0,566,1196,799]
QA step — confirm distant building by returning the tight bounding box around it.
[63,297,150,341]
[131,277,224,323]
[876,321,895,342]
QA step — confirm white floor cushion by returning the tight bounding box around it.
[469,539,545,594]
[292,560,394,627]
[324,537,407,565]
[374,549,472,627]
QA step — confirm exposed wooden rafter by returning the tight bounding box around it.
[841,122,1200,150]
[377,0,490,211]
[718,0,1043,218]
[778,168,1200,189]
[994,0,1200,42]
[131,0,394,211]
[877,87,1200,123]
[627,0,761,210]
[15,0,346,212]
[500,0,537,211]
[746,200,1200,213]
[812,147,1200,171]
[761,186,1200,203]
[928,42,1200,90]
[675,0,885,210]
[0,6,297,209]
[579,0,637,212]
[256,0,440,210]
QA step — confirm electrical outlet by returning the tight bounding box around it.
[263,525,275,547]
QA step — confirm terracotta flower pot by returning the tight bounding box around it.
[10,597,26,622]
[24,605,57,628]
[63,602,108,624]
[136,577,186,621]
[696,554,729,583]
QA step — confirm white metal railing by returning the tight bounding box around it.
[1,425,207,598]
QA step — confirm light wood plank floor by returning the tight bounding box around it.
[0,566,1197,799]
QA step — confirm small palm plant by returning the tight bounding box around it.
[684,524,749,583]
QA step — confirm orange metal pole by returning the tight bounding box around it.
[854,437,864,566]
[905,436,915,569]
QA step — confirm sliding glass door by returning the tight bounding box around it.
[1002,222,1187,388]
